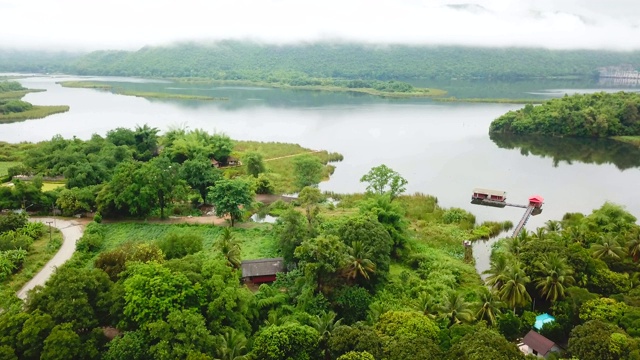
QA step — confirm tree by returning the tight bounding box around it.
[16,310,55,360]
[26,267,113,331]
[103,331,148,360]
[122,262,201,327]
[338,215,393,282]
[295,235,347,293]
[358,195,407,256]
[207,179,254,227]
[40,323,81,360]
[359,164,407,200]
[298,186,323,225]
[251,324,320,360]
[343,241,376,282]
[475,288,503,327]
[215,228,241,269]
[329,324,383,359]
[133,124,159,161]
[158,231,204,260]
[94,242,165,281]
[311,311,342,360]
[55,187,94,216]
[535,252,575,302]
[293,155,323,190]
[180,156,222,202]
[145,310,217,360]
[243,151,265,177]
[335,286,372,324]
[216,329,248,360]
[140,156,185,219]
[627,231,640,262]
[483,255,509,290]
[211,133,234,164]
[569,320,631,360]
[337,352,375,360]
[447,326,525,360]
[498,262,531,313]
[274,208,308,264]
[439,291,474,327]
[591,235,626,260]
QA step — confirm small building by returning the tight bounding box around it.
[518,330,561,359]
[241,258,285,284]
[472,188,507,202]
[529,195,544,208]
[227,156,241,166]
[210,158,220,168]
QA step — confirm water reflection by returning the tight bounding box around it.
[490,133,640,171]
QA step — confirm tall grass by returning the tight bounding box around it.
[97,223,278,262]
[0,105,70,123]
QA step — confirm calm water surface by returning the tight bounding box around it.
[2,75,640,274]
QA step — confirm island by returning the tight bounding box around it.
[0,81,69,123]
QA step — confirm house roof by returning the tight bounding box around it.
[241,258,284,278]
[529,195,544,203]
[522,330,556,356]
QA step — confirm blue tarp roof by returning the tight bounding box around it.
[534,313,555,330]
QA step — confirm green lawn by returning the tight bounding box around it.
[98,222,278,262]
[0,161,19,177]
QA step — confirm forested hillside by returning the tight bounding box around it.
[490,92,640,137]
[3,42,640,80]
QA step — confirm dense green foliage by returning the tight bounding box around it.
[4,42,640,80]
[490,92,640,137]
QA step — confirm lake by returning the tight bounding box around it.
[2,75,640,274]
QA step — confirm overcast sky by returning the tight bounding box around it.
[2,0,640,51]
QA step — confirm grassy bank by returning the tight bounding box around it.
[0,89,45,100]
[612,136,640,148]
[58,81,228,101]
[174,78,448,98]
[433,97,545,104]
[0,105,70,123]
[1,229,63,292]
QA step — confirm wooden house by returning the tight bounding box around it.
[241,258,285,284]
[518,330,561,358]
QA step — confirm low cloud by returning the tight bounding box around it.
[1,0,640,51]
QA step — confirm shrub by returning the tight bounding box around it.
[158,231,203,260]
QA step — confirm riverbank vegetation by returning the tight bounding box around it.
[0,80,69,123]
[0,125,341,220]
[434,97,544,104]
[613,135,640,148]
[58,81,229,101]
[490,91,640,137]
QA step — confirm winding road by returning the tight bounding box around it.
[16,218,83,300]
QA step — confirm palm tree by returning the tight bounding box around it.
[438,291,474,327]
[545,220,562,232]
[483,255,509,290]
[591,235,625,260]
[627,232,640,262]
[311,311,343,360]
[504,237,524,258]
[216,227,242,269]
[535,252,575,302]
[415,291,438,319]
[343,241,376,281]
[533,227,547,241]
[498,262,531,313]
[216,329,248,360]
[475,288,503,327]
[367,301,391,324]
[255,284,287,311]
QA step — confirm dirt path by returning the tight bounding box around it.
[17,218,83,300]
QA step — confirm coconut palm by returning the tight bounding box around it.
[216,329,248,360]
[311,311,343,360]
[367,301,391,324]
[216,227,242,268]
[591,235,625,260]
[504,237,524,258]
[415,291,438,319]
[343,241,376,281]
[498,262,531,313]
[545,220,562,232]
[438,291,474,327]
[255,284,287,311]
[475,288,503,327]
[535,252,575,302]
[483,255,509,290]
[533,227,547,240]
[627,232,640,262]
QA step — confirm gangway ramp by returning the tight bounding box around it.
[512,205,535,238]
